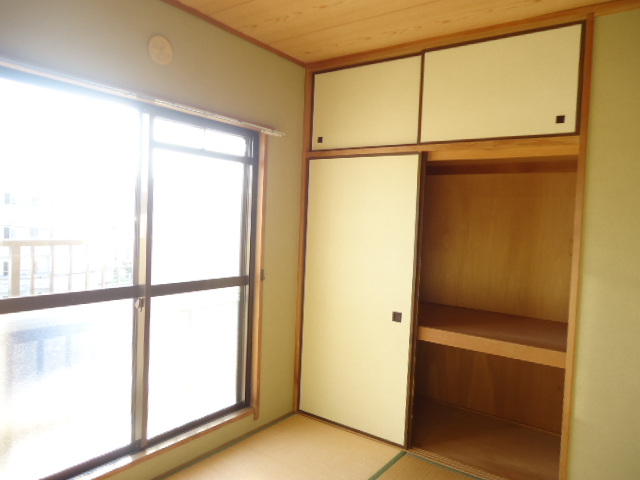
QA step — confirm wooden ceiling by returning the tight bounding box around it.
[164,0,626,65]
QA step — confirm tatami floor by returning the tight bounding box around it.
[162,415,478,480]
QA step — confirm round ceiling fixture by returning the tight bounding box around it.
[148,35,173,65]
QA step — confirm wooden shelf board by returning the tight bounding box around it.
[411,398,561,480]
[418,303,567,368]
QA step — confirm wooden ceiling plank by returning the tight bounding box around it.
[270,0,609,62]
[307,0,640,68]
[180,0,598,50]
[183,0,256,17]
[211,0,445,44]
[169,0,640,65]
[162,0,305,66]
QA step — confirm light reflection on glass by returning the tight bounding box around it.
[153,117,248,156]
[151,149,246,284]
[153,118,204,149]
[0,77,138,299]
[147,288,242,438]
[0,301,133,480]
[205,130,247,156]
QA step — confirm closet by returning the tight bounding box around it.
[410,158,577,480]
[299,20,588,480]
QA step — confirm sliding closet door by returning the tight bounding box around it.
[300,154,420,445]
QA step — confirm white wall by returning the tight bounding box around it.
[0,1,305,478]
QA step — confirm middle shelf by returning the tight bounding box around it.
[418,302,568,368]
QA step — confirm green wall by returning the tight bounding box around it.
[0,0,304,478]
[568,8,640,479]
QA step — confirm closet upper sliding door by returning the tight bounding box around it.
[312,56,422,150]
[421,24,583,143]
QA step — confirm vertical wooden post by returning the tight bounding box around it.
[559,13,595,480]
[294,69,314,411]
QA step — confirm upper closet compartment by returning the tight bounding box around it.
[421,24,583,143]
[312,56,422,150]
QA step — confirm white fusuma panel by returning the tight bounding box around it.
[300,154,419,445]
[421,24,582,142]
[313,56,422,150]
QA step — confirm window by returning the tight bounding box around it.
[0,66,260,480]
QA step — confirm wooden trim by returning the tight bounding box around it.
[575,19,589,136]
[429,145,579,161]
[309,144,424,158]
[311,135,580,156]
[306,0,640,71]
[417,56,426,145]
[405,153,429,450]
[422,136,580,151]
[559,13,595,480]
[293,71,315,411]
[160,0,305,67]
[250,133,268,420]
[306,136,580,161]
[410,448,506,480]
[419,133,582,149]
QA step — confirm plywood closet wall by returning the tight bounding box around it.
[419,171,576,323]
[414,167,577,434]
[412,164,579,480]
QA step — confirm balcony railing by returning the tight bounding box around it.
[0,239,133,298]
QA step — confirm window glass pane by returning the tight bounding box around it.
[151,149,247,284]
[147,288,244,439]
[153,118,204,149]
[0,301,133,479]
[152,118,248,157]
[0,77,139,299]
[204,130,247,156]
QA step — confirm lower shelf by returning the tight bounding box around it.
[418,303,568,368]
[411,398,561,480]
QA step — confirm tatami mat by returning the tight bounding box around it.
[376,454,477,480]
[166,414,401,480]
